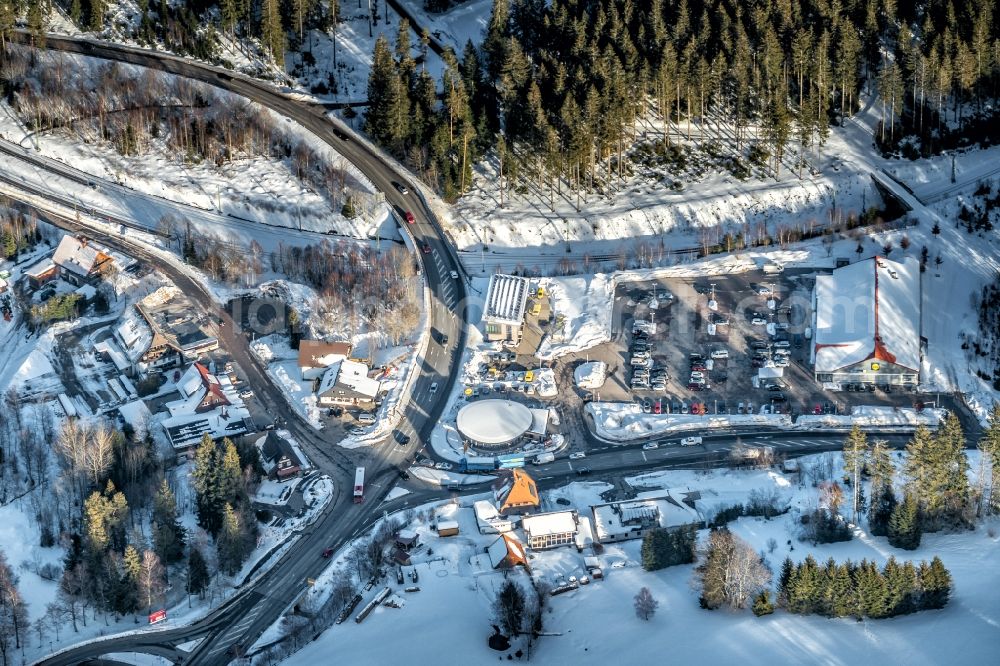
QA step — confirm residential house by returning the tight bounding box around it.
[591,491,704,544]
[161,362,251,451]
[52,235,116,287]
[486,533,529,570]
[494,469,540,516]
[260,431,304,481]
[24,258,57,288]
[317,359,380,407]
[520,511,579,550]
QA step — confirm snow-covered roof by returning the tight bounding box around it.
[474,500,500,522]
[592,492,702,542]
[757,366,784,379]
[115,313,153,361]
[574,361,607,389]
[484,273,530,326]
[814,256,920,373]
[94,340,131,372]
[117,400,152,439]
[53,235,114,277]
[177,363,206,398]
[318,359,380,400]
[456,400,533,444]
[24,257,56,278]
[487,533,527,568]
[521,510,578,538]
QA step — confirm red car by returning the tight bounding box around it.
[654,400,662,414]
[814,404,823,414]
[405,211,415,224]
[421,243,431,254]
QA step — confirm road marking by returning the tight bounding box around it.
[641,451,648,461]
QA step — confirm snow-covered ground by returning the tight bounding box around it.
[272,452,1000,666]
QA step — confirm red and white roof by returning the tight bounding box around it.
[814,257,920,373]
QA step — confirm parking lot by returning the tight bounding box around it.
[584,268,924,418]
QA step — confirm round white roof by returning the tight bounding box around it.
[456,400,533,445]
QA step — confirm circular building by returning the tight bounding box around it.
[456,399,534,452]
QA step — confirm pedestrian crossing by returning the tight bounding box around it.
[205,604,264,658]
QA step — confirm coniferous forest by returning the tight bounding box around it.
[13,1,998,202]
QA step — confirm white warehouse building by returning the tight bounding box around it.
[811,256,921,388]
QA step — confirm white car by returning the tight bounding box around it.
[239,390,254,399]
[710,349,729,359]
[680,436,703,447]
[349,427,367,436]
[754,285,772,295]
[569,452,587,460]
[773,340,791,348]
[642,442,659,451]
[429,382,439,393]
[434,461,453,471]
[610,560,627,569]
[689,371,705,381]
[751,317,767,326]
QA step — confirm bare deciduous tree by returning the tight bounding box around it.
[634,586,658,620]
[694,529,771,611]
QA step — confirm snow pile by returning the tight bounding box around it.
[537,274,614,360]
[587,402,791,442]
[574,361,607,389]
[794,406,947,430]
[409,466,496,487]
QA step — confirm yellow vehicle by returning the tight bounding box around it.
[530,301,541,316]
[536,287,546,298]
[524,370,534,383]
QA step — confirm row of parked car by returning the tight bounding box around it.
[629,320,659,390]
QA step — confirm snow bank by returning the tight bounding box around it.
[587,402,791,442]
[537,274,615,359]
[574,361,608,389]
[794,406,947,430]
[408,466,495,487]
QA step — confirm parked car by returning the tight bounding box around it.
[556,497,572,506]
[395,432,411,446]
[689,352,705,361]
[569,452,586,460]
[765,383,785,391]
[349,427,367,436]
[450,270,459,279]
[771,393,788,402]
[239,390,254,399]
[738,402,745,414]
[434,461,453,470]
[710,349,729,359]
[680,436,703,447]
[754,284,772,295]
[687,383,706,391]
[691,363,707,372]
[681,402,690,413]
[773,340,791,348]
[641,401,652,413]
[751,317,767,326]
[357,413,376,424]
[653,401,662,414]
[750,341,769,350]
[642,442,659,450]
[689,371,705,381]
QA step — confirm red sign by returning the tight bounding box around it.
[148,609,167,625]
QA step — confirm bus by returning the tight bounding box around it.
[353,467,365,503]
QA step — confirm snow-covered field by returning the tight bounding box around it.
[274,453,1000,666]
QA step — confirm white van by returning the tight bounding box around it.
[680,436,703,447]
[357,413,376,424]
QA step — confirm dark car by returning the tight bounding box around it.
[686,382,705,391]
[556,497,572,506]
[322,548,334,558]
[333,128,350,141]
[393,181,409,195]
[422,243,431,254]
[396,431,411,446]
[575,467,592,476]
[771,393,788,402]
[398,469,410,480]
[440,332,449,344]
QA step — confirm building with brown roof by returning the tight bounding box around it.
[495,469,540,516]
[298,340,353,380]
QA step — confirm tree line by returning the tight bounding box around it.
[774,554,952,619]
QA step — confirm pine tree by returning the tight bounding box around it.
[787,556,820,615]
[483,0,510,83]
[843,426,869,522]
[260,0,286,67]
[88,0,106,32]
[186,548,210,599]
[888,492,921,550]
[869,483,897,537]
[365,36,409,154]
[918,556,952,610]
[152,479,186,564]
[216,503,246,577]
[868,440,895,491]
[752,590,774,617]
[830,562,856,617]
[882,556,916,617]
[776,557,794,608]
[978,403,1000,515]
[855,559,889,618]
